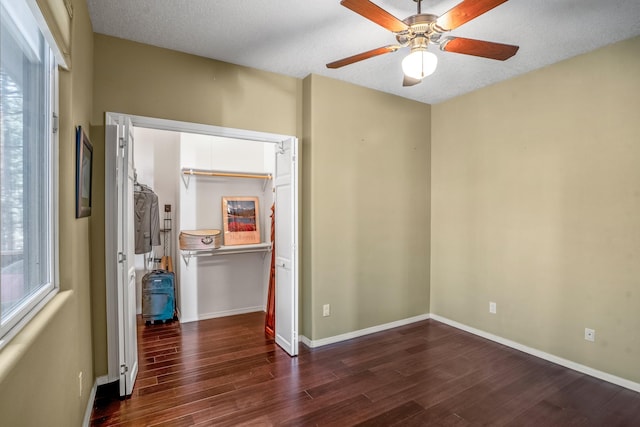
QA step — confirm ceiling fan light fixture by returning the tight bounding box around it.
[402,49,437,80]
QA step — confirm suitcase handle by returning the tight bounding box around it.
[201,236,214,245]
[148,269,174,275]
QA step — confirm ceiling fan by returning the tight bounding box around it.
[326,0,519,87]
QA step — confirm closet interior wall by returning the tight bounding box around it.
[179,133,275,322]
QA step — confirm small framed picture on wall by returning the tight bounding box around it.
[75,126,93,218]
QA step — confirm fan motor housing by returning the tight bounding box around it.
[396,14,440,46]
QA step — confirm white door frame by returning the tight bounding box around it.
[105,113,300,382]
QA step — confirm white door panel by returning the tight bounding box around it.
[116,116,138,396]
[274,137,298,356]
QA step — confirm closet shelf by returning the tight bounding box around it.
[181,167,272,191]
[181,242,272,266]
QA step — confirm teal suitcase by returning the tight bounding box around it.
[142,270,175,323]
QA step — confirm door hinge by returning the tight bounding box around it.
[120,364,128,375]
[52,113,59,134]
[119,136,126,148]
[118,252,127,263]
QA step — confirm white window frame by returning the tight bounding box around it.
[0,0,60,349]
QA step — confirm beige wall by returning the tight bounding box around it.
[303,75,431,340]
[431,36,640,383]
[0,0,95,425]
[91,35,299,134]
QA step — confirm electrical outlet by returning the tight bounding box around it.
[323,304,330,317]
[585,328,595,342]
[489,301,497,314]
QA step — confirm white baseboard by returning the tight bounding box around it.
[430,313,640,393]
[181,306,265,323]
[299,313,430,348]
[298,312,639,393]
[83,376,108,427]
[299,334,313,348]
[95,375,110,386]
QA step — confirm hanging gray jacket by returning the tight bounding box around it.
[134,184,161,254]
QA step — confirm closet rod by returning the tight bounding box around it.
[181,168,272,180]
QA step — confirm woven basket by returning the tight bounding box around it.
[179,229,222,250]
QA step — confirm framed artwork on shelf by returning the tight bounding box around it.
[222,196,261,245]
[75,126,93,218]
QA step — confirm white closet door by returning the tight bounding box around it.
[274,137,299,356]
[115,116,139,396]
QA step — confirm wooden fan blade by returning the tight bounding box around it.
[437,0,509,31]
[326,45,400,69]
[441,37,519,60]
[403,75,422,87]
[340,0,409,33]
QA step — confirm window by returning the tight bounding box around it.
[0,0,58,346]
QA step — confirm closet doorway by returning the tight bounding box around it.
[104,113,299,397]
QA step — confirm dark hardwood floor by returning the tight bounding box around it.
[91,312,640,426]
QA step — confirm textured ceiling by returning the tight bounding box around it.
[86,0,640,105]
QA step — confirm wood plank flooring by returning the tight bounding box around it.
[91,312,640,426]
